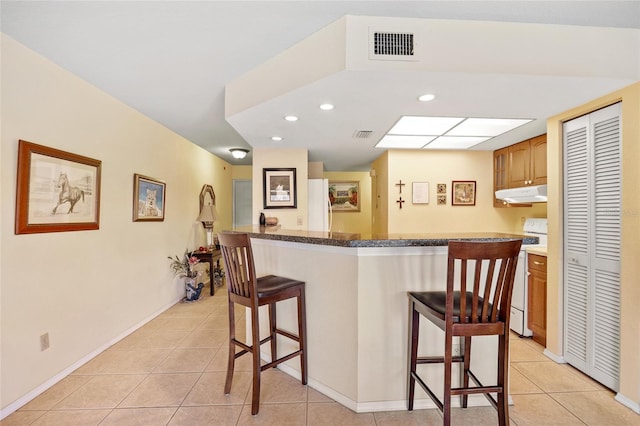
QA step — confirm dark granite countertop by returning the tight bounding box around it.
[227,226,538,248]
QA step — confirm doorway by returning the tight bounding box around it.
[233,179,252,228]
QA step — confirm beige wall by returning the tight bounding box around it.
[372,150,545,234]
[0,35,233,414]
[546,81,640,409]
[371,152,389,235]
[231,165,252,180]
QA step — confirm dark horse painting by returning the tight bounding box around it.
[52,172,84,214]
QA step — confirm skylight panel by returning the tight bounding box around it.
[375,135,436,149]
[424,136,490,150]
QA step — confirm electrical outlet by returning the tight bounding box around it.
[40,333,50,351]
[452,343,461,357]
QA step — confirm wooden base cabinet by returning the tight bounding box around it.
[527,253,547,346]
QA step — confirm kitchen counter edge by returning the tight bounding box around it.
[225,226,539,248]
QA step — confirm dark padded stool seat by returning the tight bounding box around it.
[256,275,305,297]
[410,291,493,323]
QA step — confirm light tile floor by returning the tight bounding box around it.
[3,286,639,425]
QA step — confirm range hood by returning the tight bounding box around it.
[495,185,548,203]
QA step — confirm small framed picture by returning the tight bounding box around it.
[15,140,102,234]
[133,174,166,221]
[437,183,447,194]
[452,181,476,206]
[437,195,447,205]
[412,182,429,204]
[329,181,360,212]
[263,168,297,209]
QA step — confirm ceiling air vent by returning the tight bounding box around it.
[369,29,417,61]
[353,130,373,139]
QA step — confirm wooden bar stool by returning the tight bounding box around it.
[217,231,307,415]
[407,239,522,426]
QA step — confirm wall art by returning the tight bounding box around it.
[15,139,101,234]
[133,174,166,221]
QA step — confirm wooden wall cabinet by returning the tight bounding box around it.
[493,134,546,207]
[527,253,547,346]
[493,147,509,207]
[508,134,547,187]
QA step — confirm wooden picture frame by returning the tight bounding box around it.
[15,140,102,234]
[329,181,360,212]
[199,184,216,212]
[263,168,297,209]
[452,181,476,206]
[133,174,166,221]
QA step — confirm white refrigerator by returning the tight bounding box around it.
[307,179,332,232]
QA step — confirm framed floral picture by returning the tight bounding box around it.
[133,174,166,221]
[452,181,476,206]
[15,139,102,234]
[329,181,360,212]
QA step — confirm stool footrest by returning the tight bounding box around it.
[410,367,503,411]
[261,349,303,371]
[416,355,464,364]
[276,328,300,342]
[411,371,444,411]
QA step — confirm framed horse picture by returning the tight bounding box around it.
[15,139,102,234]
[133,174,166,222]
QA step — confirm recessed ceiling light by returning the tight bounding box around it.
[319,103,334,110]
[271,136,283,141]
[418,94,436,102]
[284,115,298,122]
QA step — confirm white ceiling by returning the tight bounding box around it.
[2,1,639,170]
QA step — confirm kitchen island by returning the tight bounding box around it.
[229,226,536,413]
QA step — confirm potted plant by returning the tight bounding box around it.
[168,250,204,301]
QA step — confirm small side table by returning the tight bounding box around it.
[192,249,222,296]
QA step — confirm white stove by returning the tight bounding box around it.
[510,218,548,337]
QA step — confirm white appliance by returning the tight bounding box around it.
[495,184,548,204]
[307,179,332,232]
[510,218,548,336]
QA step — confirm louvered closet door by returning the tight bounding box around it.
[563,102,621,391]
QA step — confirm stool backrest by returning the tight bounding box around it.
[447,240,522,325]
[218,232,257,301]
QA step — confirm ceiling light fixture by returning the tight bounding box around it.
[271,136,283,141]
[418,94,436,102]
[319,103,334,110]
[284,115,298,122]
[229,148,249,159]
[375,116,533,150]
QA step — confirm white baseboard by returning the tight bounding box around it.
[0,297,181,421]
[276,362,496,414]
[543,348,566,363]
[615,393,640,414]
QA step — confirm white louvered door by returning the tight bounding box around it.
[563,102,621,390]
